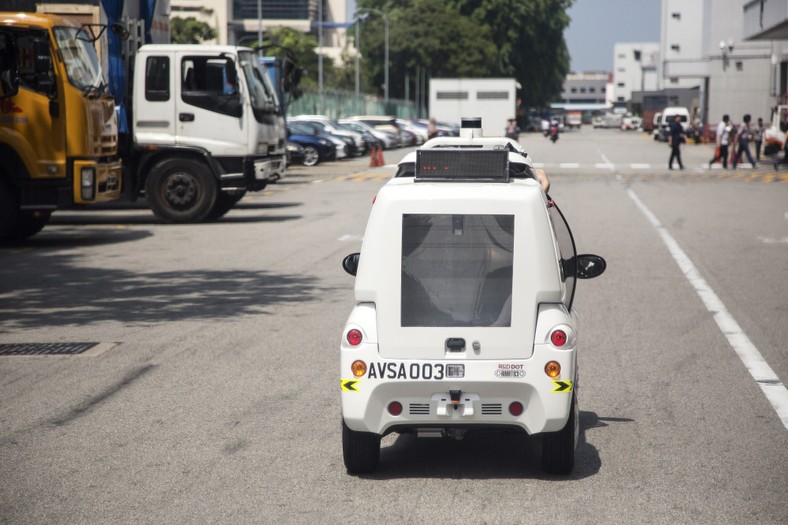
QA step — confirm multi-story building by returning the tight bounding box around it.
[560,72,608,104]
[661,0,777,127]
[170,0,353,64]
[743,0,788,106]
[612,42,660,103]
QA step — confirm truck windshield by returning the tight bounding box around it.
[53,27,103,90]
[238,50,278,110]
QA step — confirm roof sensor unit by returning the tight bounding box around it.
[415,149,509,183]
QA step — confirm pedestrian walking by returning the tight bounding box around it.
[752,117,764,162]
[668,115,685,169]
[733,114,757,169]
[708,115,731,169]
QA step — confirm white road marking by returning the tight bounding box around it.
[338,234,363,242]
[630,163,650,169]
[628,189,788,431]
[559,163,580,169]
[757,236,788,244]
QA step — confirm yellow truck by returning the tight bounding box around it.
[0,12,121,242]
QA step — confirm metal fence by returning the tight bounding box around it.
[287,88,425,119]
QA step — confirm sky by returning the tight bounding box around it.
[564,0,662,73]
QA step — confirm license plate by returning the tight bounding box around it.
[446,364,465,378]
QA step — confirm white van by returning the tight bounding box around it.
[656,106,691,141]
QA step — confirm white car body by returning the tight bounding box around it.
[340,120,606,475]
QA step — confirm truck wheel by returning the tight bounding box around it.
[7,211,50,242]
[342,420,380,474]
[0,180,18,243]
[145,158,217,223]
[206,190,245,221]
[541,391,577,475]
[302,146,320,167]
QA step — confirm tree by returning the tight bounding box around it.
[170,17,216,45]
[262,27,351,91]
[357,0,573,107]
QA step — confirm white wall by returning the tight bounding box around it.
[612,42,660,102]
[429,78,517,132]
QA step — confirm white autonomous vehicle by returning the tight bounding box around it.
[340,118,606,475]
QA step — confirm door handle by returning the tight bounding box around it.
[179,113,195,122]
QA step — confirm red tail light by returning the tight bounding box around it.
[388,401,403,416]
[550,329,567,347]
[347,329,362,346]
[509,401,524,416]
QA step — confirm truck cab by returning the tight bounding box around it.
[128,45,287,222]
[0,12,122,242]
[339,119,606,475]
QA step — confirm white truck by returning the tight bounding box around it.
[34,3,286,223]
[127,44,286,222]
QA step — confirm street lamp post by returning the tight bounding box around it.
[354,8,389,103]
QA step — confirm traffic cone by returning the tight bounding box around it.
[369,145,379,167]
[376,146,385,167]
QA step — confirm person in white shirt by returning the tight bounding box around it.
[708,115,731,169]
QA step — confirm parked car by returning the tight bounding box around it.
[396,119,427,144]
[286,141,306,166]
[345,116,402,146]
[286,123,339,166]
[340,119,398,149]
[289,115,367,156]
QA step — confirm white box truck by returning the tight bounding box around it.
[429,78,517,135]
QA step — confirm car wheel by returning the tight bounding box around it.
[206,190,246,221]
[302,146,320,167]
[145,158,217,223]
[342,419,380,474]
[541,391,577,475]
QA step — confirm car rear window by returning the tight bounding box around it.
[401,214,514,327]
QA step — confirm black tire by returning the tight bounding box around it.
[145,158,217,223]
[302,146,320,167]
[0,180,18,243]
[541,391,577,475]
[342,419,380,474]
[6,211,50,241]
[206,190,245,221]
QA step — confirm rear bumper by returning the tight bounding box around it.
[340,344,576,437]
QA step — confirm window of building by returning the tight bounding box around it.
[476,91,509,100]
[672,12,681,20]
[617,82,625,87]
[671,44,680,52]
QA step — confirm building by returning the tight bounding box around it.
[612,42,660,103]
[742,0,788,105]
[429,78,518,129]
[660,0,777,128]
[170,0,354,65]
[560,72,608,104]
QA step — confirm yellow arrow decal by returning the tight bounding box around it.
[341,379,360,392]
[551,380,573,393]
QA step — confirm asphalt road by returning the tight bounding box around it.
[1,127,786,524]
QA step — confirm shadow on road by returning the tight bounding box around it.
[0,247,331,328]
[358,411,633,480]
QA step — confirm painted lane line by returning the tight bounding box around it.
[627,189,788,430]
[630,163,651,169]
[559,163,580,169]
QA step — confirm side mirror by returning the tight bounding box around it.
[576,254,606,279]
[342,252,360,276]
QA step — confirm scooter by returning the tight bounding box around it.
[550,125,559,143]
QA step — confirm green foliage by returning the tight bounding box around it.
[170,17,216,45]
[356,0,573,107]
[262,27,353,91]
